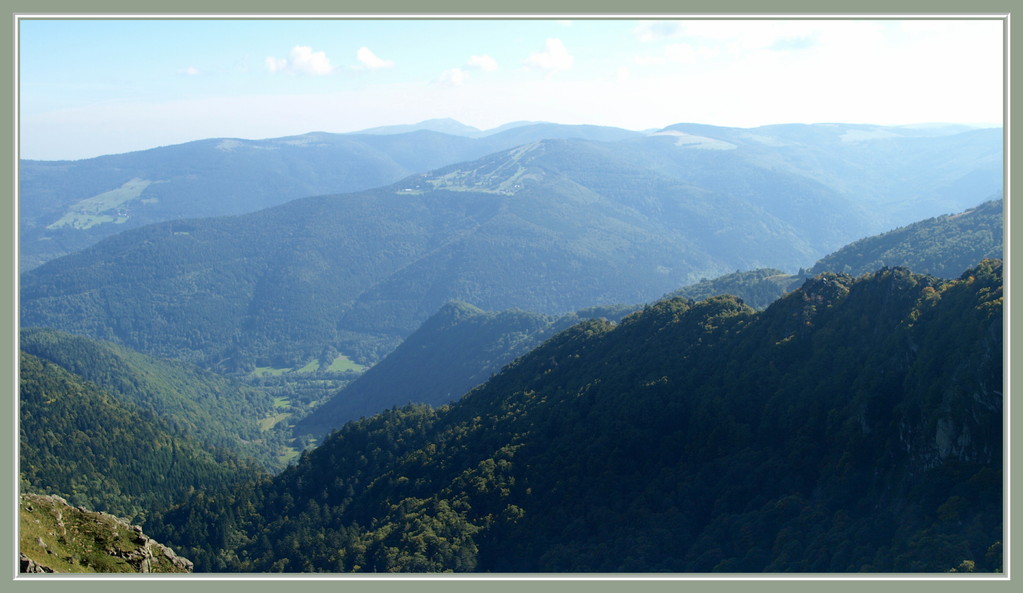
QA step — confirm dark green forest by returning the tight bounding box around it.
[20,328,290,470]
[663,198,1003,311]
[810,198,1004,278]
[664,268,798,310]
[17,120,1005,575]
[19,352,264,522]
[146,261,1003,573]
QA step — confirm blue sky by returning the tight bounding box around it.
[18,16,1004,161]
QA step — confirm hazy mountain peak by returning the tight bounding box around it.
[354,118,483,137]
[480,120,547,135]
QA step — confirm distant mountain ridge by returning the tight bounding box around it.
[19,122,642,269]
[352,118,550,137]
[354,118,487,136]
[20,127,1002,371]
[19,121,999,270]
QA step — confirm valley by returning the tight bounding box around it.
[16,119,1005,575]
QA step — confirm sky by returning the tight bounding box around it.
[18,16,1005,161]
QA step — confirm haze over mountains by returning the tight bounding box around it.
[19,120,998,270]
[19,120,640,270]
[17,118,1005,574]
[19,121,1002,375]
[295,196,1004,438]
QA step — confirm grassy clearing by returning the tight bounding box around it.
[253,355,365,377]
[326,355,366,373]
[277,446,301,465]
[259,412,290,431]
[47,178,152,230]
[252,365,290,377]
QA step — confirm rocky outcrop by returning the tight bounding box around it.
[20,553,54,573]
[19,493,193,574]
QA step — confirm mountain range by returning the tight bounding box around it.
[17,118,1005,574]
[294,196,1003,438]
[146,260,1003,573]
[19,123,1002,374]
[19,121,641,270]
[19,121,998,273]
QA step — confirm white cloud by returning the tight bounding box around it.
[265,46,335,75]
[438,67,469,86]
[177,66,201,76]
[265,56,287,73]
[357,47,395,69]
[290,46,334,75]
[524,38,574,72]
[467,54,498,72]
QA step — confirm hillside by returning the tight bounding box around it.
[20,126,1001,372]
[19,352,262,521]
[663,198,1004,309]
[656,123,1002,224]
[299,195,1004,439]
[20,122,999,271]
[810,197,1004,277]
[20,328,289,470]
[294,301,638,438]
[19,122,642,269]
[20,493,193,574]
[664,268,799,310]
[148,260,1003,573]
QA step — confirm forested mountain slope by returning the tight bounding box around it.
[19,122,641,269]
[664,268,798,310]
[810,197,1004,278]
[149,260,1003,573]
[656,123,1002,224]
[19,352,263,521]
[294,301,638,438]
[20,126,1000,372]
[19,328,288,470]
[663,197,1003,309]
[300,196,1004,439]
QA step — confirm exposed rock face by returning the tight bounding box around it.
[20,553,54,573]
[19,493,193,574]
